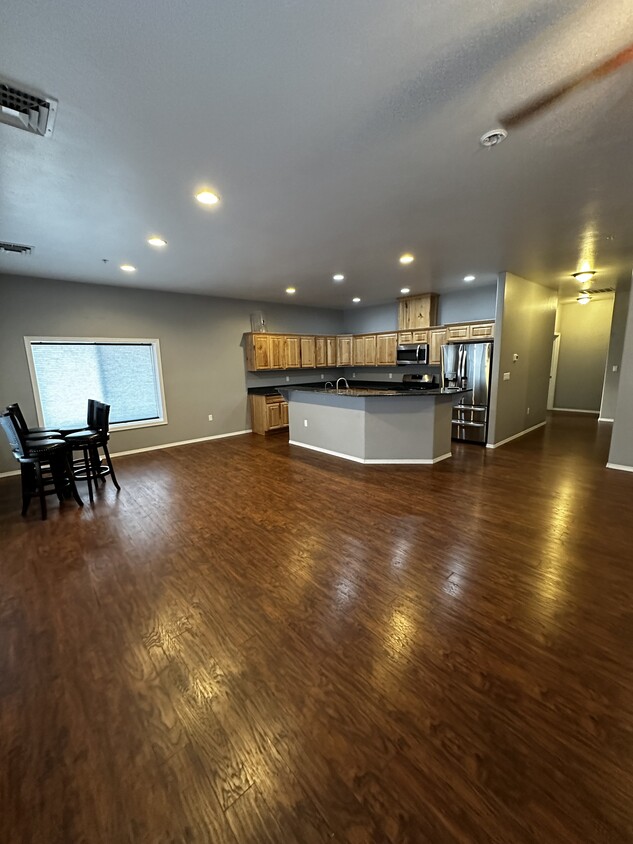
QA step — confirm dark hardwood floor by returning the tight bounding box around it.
[1,413,632,843]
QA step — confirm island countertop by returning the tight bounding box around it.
[278,385,468,398]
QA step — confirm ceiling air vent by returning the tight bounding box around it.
[0,80,57,138]
[587,287,615,295]
[0,241,32,255]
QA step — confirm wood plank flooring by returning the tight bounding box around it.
[0,413,632,843]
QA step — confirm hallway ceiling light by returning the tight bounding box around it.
[286,287,296,294]
[400,287,410,294]
[147,236,166,247]
[352,297,361,303]
[464,275,475,282]
[195,190,220,206]
[572,271,596,283]
[120,264,136,272]
[333,274,345,282]
[399,253,415,265]
[577,291,592,305]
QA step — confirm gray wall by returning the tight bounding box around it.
[608,284,633,470]
[554,297,614,412]
[600,284,631,420]
[0,273,344,473]
[488,272,557,446]
[342,284,498,334]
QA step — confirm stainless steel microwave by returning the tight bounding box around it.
[396,343,429,365]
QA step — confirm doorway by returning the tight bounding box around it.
[547,333,560,411]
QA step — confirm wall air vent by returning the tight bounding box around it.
[0,241,32,255]
[0,80,57,137]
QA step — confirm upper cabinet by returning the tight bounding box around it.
[284,336,301,368]
[300,336,316,368]
[398,294,438,330]
[326,336,337,367]
[445,321,495,342]
[428,328,448,365]
[376,332,397,366]
[315,336,327,368]
[337,335,353,367]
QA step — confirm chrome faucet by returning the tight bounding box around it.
[336,377,349,392]
[324,381,334,390]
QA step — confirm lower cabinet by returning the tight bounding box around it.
[250,394,289,435]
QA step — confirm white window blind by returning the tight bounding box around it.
[26,339,166,430]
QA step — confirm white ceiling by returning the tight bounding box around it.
[1,0,632,307]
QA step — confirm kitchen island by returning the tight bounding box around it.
[279,385,463,464]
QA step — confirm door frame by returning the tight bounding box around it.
[547,333,561,410]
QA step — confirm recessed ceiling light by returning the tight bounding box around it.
[286,287,296,295]
[577,291,592,305]
[333,274,345,282]
[480,128,508,147]
[120,264,136,272]
[147,236,167,247]
[572,271,596,283]
[195,190,220,206]
[400,287,410,294]
[352,297,361,303]
[399,253,415,265]
[464,275,475,282]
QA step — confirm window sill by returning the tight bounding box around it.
[110,419,168,433]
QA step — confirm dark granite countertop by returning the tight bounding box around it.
[276,383,469,398]
[248,379,443,397]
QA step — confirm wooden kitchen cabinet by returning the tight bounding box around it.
[284,336,301,368]
[300,336,316,368]
[429,327,448,365]
[353,335,365,366]
[326,336,337,366]
[398,294,438,330]
[246,333,286,371]
[315,336,327,368]
[250,394,289,435]
[469,322,494,339]
[376,332,397,366]
[446,324,470,342]
[364,335,377,367]
[337,335,353,367]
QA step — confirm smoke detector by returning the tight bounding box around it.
[480,128,508,148]
[0,80,57,137]
[0,241,32,255]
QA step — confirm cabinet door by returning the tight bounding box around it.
[284,337,301,368]
[266,401,282,429]
[447,325,470,342]
[315,336,327,367]
[326,336,337,367]
[280,401,289,426]
[269,335,285,369]
[411,330,429,343]
[469,322,494,339]
[398,331,413,344]
[337,336,352,367]
[364,335,377,367]
[300,336,316,368]
[253,335,271,370]
[353,336,365,366]
[429,328,447,365]
[398,294,438,330]
[376,333,397,366]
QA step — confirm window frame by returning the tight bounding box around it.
[24,336,169,432]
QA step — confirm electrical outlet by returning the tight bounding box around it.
[613,365,619,372]
[503,372,511,381]
[208,414,213,421]
[303,419,308,427]
[320,373,324,379]
[526,407,530,415]
[353,372,356,378]
[286,375,290,382]
[388,373,393,379]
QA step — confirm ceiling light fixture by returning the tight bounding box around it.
[399,253,414,265]
[463,275,475,282]
[120,264,136,272]
[147,236,167,247]
[195,190,220,206]
[400,287,410,294]
[577,291,592,305]
[480,128,508,147]
[572,270,596,283]
[352,297,361,303]
[333,274,345,282]
[286,287,296,295]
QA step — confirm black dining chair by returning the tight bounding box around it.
[0,409,83,520]
[65,400,120,503]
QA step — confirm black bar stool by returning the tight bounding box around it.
[65,400,120,503]
[7,402,62,439]
[0,410,83,520]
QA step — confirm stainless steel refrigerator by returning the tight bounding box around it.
[441,342,493,444]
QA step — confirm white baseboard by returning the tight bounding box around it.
[598,417,614,423]
[486,421,546,449]
[606,462,633,473]
[551,407,599,414]
[0,430,253,480]
[110,429,252,459]
[289,440,451,465]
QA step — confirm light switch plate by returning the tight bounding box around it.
[503,372,511,381]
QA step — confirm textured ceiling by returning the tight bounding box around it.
[1,0,632,307]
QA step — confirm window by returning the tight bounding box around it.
[25,338,167,430]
